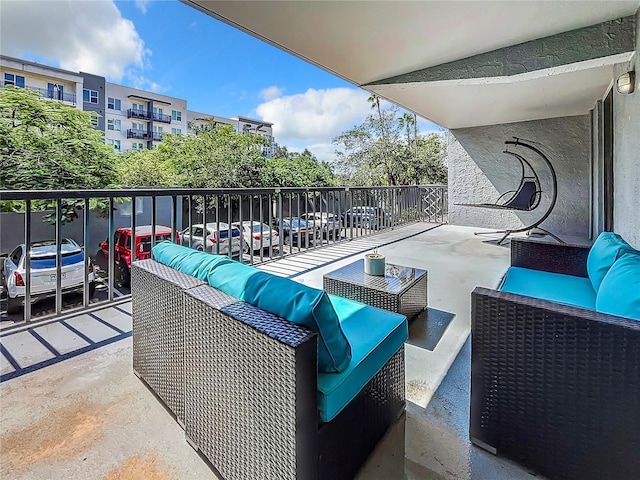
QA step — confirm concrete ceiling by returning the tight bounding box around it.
[184,0,640,128]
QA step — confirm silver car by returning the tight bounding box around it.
[180,223,242,255]
[302,212,342,239]
[2,238,96,314]
[233,221,279,252]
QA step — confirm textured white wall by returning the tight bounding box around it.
[448,115,592,240]
[612,9,640,249]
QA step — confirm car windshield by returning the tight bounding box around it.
[252,224,268,233]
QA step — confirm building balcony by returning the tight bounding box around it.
[1,81,76,104]
[5,184,626,480]
[126,129,151,139]
[151,132,164,141]
[127,109,152,120]
[152,112,172,124]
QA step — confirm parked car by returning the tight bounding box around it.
[275,218,318,246]
[341,206,384,228]
[99,225,178,287]
[232,221,279,253]
[180,223,242,256]
[301,212,342,239]
[2,238,96,314]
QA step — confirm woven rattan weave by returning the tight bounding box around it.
[132,260,205,426]
[323,259,427,318]
[132,258,406,480]
[471,238,640,480]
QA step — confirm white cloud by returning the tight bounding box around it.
[0,0,152,84]
[135,0,151,14]
[256,87,371,145]
[259,85,285,101]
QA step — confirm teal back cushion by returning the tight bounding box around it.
[587,232,633,292]
[595,252,640,321]
[152,241,233,281]
[208,262,352,373]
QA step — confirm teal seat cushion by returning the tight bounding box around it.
[317,295,407,422]
[587,232,633,292]
[208,262,352,373]
[596,252,640,321]
[152,241,233,281]
[500,266,596,310]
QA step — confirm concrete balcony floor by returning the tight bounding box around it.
[0,223,541,480]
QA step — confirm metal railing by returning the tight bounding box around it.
[152,112,172,124]
[1,82,77,104]
[127,129,150,139]
[0,185,447,324]
[127,109,152,120]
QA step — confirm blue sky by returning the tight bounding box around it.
[0,0,442,160]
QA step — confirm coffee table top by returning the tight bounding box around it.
[324,259,427,294]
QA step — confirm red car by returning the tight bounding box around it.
[100,225,179,287]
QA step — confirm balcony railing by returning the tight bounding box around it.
[0,185,447,324]
[127,129,150,139]
[1,82,76,104]
[151,132,164,141]
[127,109,152,120]
[152,112,172,124]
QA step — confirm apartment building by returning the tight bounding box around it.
[187,111,275,158]
[104,82,188,153]
[0,55,275,156]
[1,55,84,109]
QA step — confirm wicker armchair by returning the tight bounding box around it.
[132,259,405,480]
[470,238,640,480]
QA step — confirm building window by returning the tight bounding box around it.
[107,119,121,131]
[171,128,182,135]
[4,73,25,87]
[132,142,144,151]
[90,113,99,128]
[152,125,163,133]
[106,139,121,151]
[83,89,98,104]
[107,97,121,110]
[153,106,163,115]
[131,122,144,131]
[172,110,182,121]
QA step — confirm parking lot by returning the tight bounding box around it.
[0,236,348,325]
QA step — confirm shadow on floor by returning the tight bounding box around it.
[407,308,455,351]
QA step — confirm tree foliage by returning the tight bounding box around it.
[0,86,119,221]
[267,154,335,187]
[332,96,447,186]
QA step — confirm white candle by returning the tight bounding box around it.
[364,252,386,276]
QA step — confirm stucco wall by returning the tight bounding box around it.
[612,9,640,248]
[448,115,591,239]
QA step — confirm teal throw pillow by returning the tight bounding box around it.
[587,232,633,292]
[595,252,640,321]
[208,262,352,373]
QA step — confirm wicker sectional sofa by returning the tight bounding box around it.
[131,243,408,480]
[470,235,640,480]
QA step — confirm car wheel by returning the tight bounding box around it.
[89,281,96,299]
[118,260,131,288]
[284,235,291,246]
[196,245,204,251]
[6,296,21,315]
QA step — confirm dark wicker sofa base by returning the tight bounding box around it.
[470,239,640,480]
[132,259,405,480]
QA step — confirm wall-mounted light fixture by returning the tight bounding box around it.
[616,71,635,94]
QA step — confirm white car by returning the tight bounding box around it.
[2,238,96,314]
[181,223,242,255]
[233,221,279,252]
[302,212,342,239]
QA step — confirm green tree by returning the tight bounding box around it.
[332,100,447,186]
[0,86,118,222]
[267,154,335,187]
